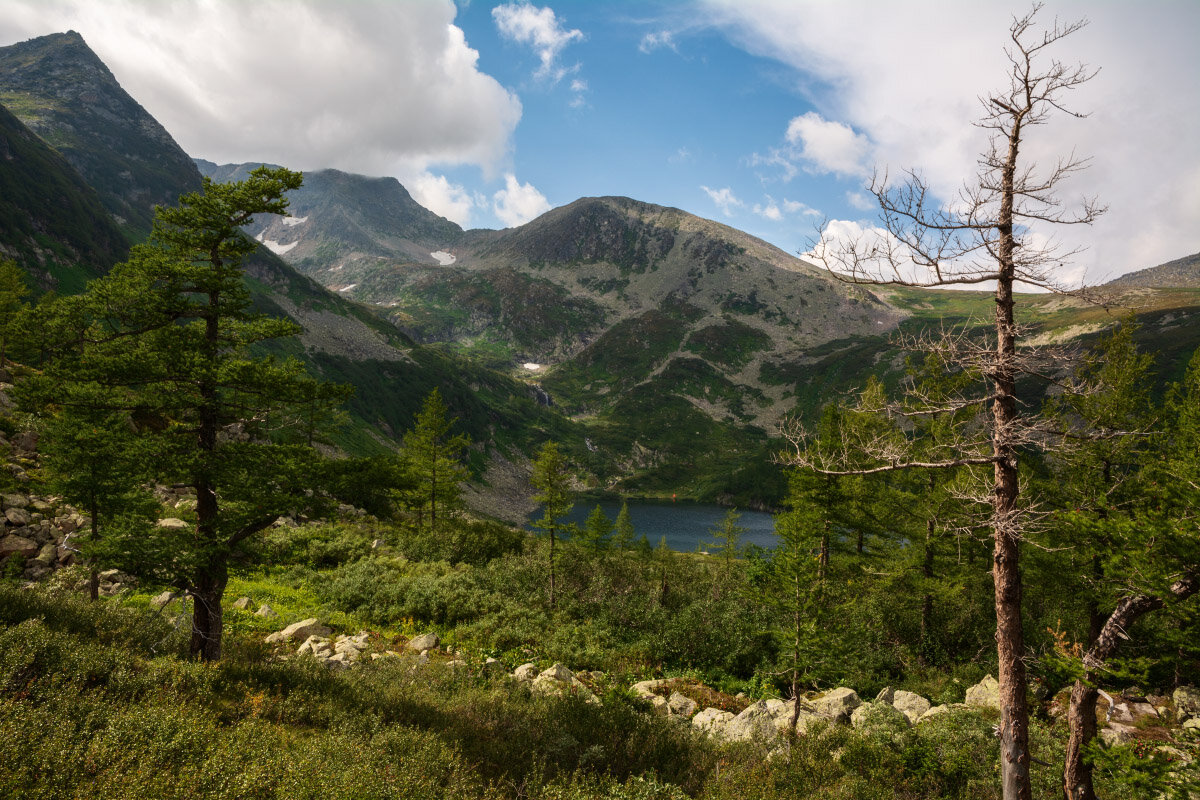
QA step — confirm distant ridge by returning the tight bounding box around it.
[0,31,203,239]
[1105,252,1200,289]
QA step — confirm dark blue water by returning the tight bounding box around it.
[530,499,777,553]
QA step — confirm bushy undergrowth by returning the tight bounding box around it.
[0,583,1098,800]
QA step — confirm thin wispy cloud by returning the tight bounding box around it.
[702,185,743,216]
[492,1,583,85]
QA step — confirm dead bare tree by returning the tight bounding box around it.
[790,7,1103,800]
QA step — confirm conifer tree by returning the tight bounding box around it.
[24,166,344,661]
[0,259,28,369]
[578,504,613,554]
[531,441,573,609]
[612,501,636,550]
[400,388,470,533]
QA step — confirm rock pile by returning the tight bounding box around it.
[0,492,92,582]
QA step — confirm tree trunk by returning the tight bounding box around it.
[790,571,803,730]
[1062,576,1197,799]
[993,117,1033,800]
[1063,680,1099,800]
[189,564,228,661]
[549,528,556,610]
[920,515,935,665]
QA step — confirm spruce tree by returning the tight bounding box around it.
[400,388,469,533]
[531,441,573,610]
[25,166,344,661]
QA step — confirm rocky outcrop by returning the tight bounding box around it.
[965,675,1000,710]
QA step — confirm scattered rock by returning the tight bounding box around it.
[892,690,932,723]
[265,618,331,644]
[1099,723,1137,747]
[255,604,277,618]
[231,596,254,611]
[1173,686,1200,721]
[1,493,29,509]
[4,506,30,526]
[150,590,176,609]
[512,663,538,683]
[667,691,698,718]
[0,534,38,559]
[875,686,895,705]
[851,702,909,730]
[406,632,440,652]
[156,518,189,530]
[965,675,1001,710]
[813,688,861,723]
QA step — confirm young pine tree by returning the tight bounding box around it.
[531,441,574,610]
[400,388,470,533]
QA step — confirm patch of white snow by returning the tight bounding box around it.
[523,362,542,371]
[338,284,358,292]
[430,251,457,265]
[260,238,298,255]
[281,215,309,227]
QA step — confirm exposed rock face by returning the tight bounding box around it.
[851,702,909,730]
[892,690,932,723]
[692,708,735,738]
[813,688,861,723]
[265,618,332,644]
[1174,686,1200,721]
[965,675,1001,710]
[406,632,440,652]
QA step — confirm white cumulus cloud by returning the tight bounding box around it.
[493,1,583,84]
[407,172,476,227]
[0,0,522,181]
[700,0,1200,282]
[702,185,744,216]
[639,31,676,54]
[784,112,871,177]
[493,173,551,227]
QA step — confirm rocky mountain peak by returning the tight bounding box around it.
[0,30,202,238]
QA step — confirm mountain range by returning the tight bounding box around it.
[3,30,1199,512]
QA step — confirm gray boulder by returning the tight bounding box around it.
[0,534,38,559]
[851,702,910,730]
[965,675,1001,710]
[667,691,698,718]
[512,663,538,683]
[875,686,895,705]
[150,590,176,610]
[265,618,331,644]
[813,688,861,723]
[406,632,440,652]
[156,518,189,530]
[692,707,735,738]
[1,493,29,509]
[892,690,932,723]
[1173,686,1200,721]
[4,507,31,526]
[255,604,277,618]
[231,596,254,611]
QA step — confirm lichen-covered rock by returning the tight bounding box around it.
[255,604,277,618]
[512,663,538,682]
[406,632,440,652]
[1173,686,1200,721]
[156,517,189,530]
[150,590,176,609]
[538,663,574,683]
[965,675,1000,710]
[667,692,698,718]
[892,690,932,723]
[231,596,254,611]
[692,707,735,738]
[4,506,31,526]
[813,688,861,723]
[917,703,969,723]
[851,702,909,730]
[875,687,895,705]
[265,618,331,644]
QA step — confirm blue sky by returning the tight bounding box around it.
[2,0,1198,283]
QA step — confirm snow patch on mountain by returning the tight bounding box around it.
[430,250,456,265]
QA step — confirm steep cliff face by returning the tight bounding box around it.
[0,101,128,291]
[0,31,203,239]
